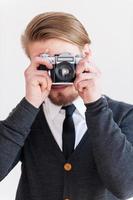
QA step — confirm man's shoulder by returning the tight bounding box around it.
[105,95,133,118]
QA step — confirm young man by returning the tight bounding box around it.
[1,12,133,200]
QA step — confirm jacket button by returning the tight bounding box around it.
[64,163,72,171]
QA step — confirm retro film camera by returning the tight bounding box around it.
[38,52,82,85]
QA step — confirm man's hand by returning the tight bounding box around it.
[74,52,102,104]
[24,56,52,108]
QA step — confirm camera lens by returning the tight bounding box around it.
[55,61,75,82]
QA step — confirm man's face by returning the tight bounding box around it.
[28,38,82,105]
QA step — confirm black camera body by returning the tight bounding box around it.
[38,52,82,85]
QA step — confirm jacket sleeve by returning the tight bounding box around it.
[0,98,39,181]
[85,97,133,199]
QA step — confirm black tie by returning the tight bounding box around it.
[62,104,76,159]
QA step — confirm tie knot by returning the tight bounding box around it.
[62,104,76,117]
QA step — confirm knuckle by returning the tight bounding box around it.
[79,60,85,66]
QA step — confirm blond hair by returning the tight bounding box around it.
[21,12,91,56]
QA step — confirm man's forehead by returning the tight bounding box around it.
[28,40,81,58]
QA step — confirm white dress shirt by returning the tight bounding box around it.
[43,97,87,151]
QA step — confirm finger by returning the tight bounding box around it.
[74,73,96,89]
[25,70,51,83]
[40,79,48,92]
[40,74,52,93]
[26,75,47,87]
[31,56,53,69]
[35,73,52,89]
[38,76,49,93]
[82,55,101,74]
[32,70,51,77]
[77,80,90,92]
[76,72,97,83]
[80,51,91,63]
[76,61,97,75]
[45,75,52,92]
[84,51,91,61]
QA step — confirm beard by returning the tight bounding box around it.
[48,86,79,106]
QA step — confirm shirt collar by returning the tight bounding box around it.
[73,96,86,118]
[43,96,86,120]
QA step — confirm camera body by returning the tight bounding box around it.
[38,52,82,85]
